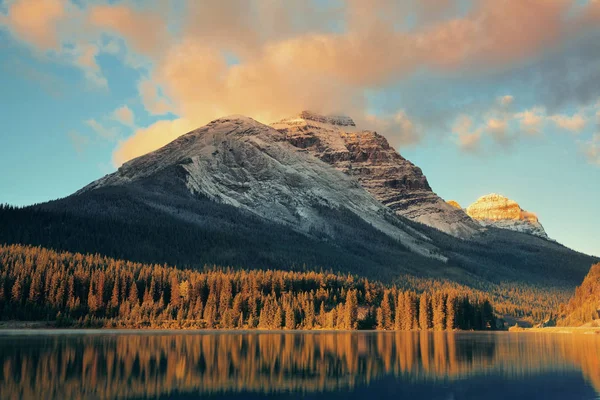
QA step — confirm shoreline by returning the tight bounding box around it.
[511,326,600,335]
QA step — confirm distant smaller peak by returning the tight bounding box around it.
[447,200,462,210]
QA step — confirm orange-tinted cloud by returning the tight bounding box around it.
[1,0,66,50]
[2,0,585,162]
[549,113,587,133]
[110,0,600,163]
[581,133,600,166]
[452,115,482,152]
[88,4,169,56]
[113,105,135,127]
[113,118,198,165]
[515,108,546,135]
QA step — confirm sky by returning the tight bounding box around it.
[0,0,599,257]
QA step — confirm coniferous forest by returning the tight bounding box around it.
[558,263,600,327]
[0,244,497,330]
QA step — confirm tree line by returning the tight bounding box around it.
[0,244,497,330]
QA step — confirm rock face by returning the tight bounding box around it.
[272,112,480,238]
[81,115,444,260]
[466,193,548,238]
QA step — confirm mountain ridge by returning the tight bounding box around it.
[272,111,480,238]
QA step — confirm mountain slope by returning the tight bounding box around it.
[272,112,480,238]
[465,193,548,238]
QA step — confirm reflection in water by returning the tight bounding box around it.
[0,331,599,399]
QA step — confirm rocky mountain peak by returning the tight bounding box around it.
[466,193,548,238]
[276,111,356,128]
[272,112,480,238]
[447,200,462,210]
[79,115,444,261]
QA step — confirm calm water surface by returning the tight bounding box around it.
[0,330,599,400]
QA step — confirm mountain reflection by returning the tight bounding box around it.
[0,332,598,399]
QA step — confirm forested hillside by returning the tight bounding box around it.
[0,244,497,330]
[558,263,600,327]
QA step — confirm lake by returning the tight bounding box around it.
[0,330,598,399]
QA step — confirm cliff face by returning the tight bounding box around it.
[466,193,548,238]
[272,112,480,238]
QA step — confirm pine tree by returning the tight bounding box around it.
[432,292,446,331]
[395,292,405,330]
[129,280,139,306]
[110,280,120,310]
[285,305,296,330]
[380,290,392,330]
[88,280,99,314]
[170,276,180,309]
[419,293,432,331]
[376,307,384,330]
[446,293,457,331]
[344,289,358,330]
[11,275,22,303]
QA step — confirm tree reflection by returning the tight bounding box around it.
[0,332,598,399]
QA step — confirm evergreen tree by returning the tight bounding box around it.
[419,292,431,331]
[344,289,358,330]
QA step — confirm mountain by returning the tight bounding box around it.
[272,111,480,238]
[79,115,441,260]
[0,114,597,320]
[447,200,462,210]
[465,194,548,239]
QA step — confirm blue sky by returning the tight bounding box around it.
[0,0,599,257]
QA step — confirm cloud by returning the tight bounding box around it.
[452,115,482,152]
[361,111,422,148]
[515,107,547,135]
[549,113,586,133]
[71,42,106,87]
[0,0,109,87]
[499,95,514,107]
[0,0,66,50]
[87,4,169,56]
[581,133,600,166]
[112,105,135,126]
[86,119,118,140]
[138,79,176,116]
[113,118,198,166]
[4,1,600,163]
[109,0,599,163]
[487,117,512,145]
